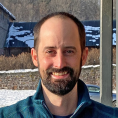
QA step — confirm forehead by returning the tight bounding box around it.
[38,16,80,48]
[40,16,79,35]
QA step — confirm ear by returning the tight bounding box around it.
[82,47,88,66]
[31,48,38,67]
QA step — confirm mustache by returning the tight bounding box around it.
[46,67,74,75]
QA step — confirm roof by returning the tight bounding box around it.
[0,3,15,20]
[5,20,116,48]
[5,22,36,48]
[81,20,116,47]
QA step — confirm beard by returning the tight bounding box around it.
[38,60,82,96]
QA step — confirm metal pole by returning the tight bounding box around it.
[116,0,118,107]
[100,0,113,106]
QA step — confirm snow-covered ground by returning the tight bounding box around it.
[0,65,116,108]
[0,90,36,108]
[0,69,38,108]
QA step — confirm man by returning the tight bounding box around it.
[0,12,118,118]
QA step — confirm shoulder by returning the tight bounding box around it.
[87,100,118,118]
[0,96,34,118]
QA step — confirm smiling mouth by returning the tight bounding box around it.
[52,71,68,76]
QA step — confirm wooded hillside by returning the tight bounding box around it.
[0,0,116,22]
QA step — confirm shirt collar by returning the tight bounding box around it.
[33,79,91,106]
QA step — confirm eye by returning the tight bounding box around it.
[66,50,74,53]
[46,50,53,53]
[45,50,56,56]
[64,50,75,56]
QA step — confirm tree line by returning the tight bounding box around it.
[0,0,116,22]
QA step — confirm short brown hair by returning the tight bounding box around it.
[33,12,86,52]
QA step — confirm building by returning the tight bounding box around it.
[0,3,15,55]
[82,20,116,47]
[4,22,36,56]
[4,20,116,56]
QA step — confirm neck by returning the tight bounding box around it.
[42,82,78,116]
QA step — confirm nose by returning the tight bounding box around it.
[53,52,66,69]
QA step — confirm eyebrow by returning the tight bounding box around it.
[64,46,76,50]
[43,46,56,52]
[43,46,77,51]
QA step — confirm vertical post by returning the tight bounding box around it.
[116,0,118,107]
[100,0,113,106]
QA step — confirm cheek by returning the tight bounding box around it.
[66,56,81,68]
[39,57,53,70]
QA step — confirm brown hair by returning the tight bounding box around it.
[33,12,86,52]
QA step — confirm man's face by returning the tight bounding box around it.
[31,17,88,95]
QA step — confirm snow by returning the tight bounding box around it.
[25,39,34,48]
[82,65,100,68]
[0,3,15,20]
[113,33,116,45]
[6,24,34,48]
[89,39,96,42]
[0,90,36,108]
[0,68,38,74]
[85,26,100,31]
[0,64,116,73]
[0,68,37,107]
[84,25,116,46]
[6,21,116,48]
[0,65,116,108]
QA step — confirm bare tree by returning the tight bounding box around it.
[113,0,116,20]
[79,0,100,20]
[0,0,102,21]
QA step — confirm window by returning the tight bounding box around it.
[87,86,100,93]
